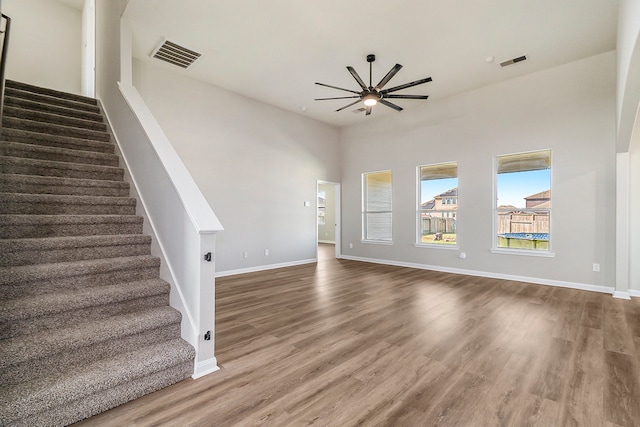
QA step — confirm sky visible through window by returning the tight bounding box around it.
[421,169,550,208]
[421,177,457,204]
[497,169,550,208]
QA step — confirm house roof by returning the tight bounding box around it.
[421,199,436,209]
[122,1,618,127]
[435,188,457,198]
[525,190,551,200]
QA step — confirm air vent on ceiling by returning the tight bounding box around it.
[500,55,527,68]
[151,39,201,69]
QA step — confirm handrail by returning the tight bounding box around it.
[0,14,12,138]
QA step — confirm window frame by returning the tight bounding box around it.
[362,169,393,245]
[416,161,459,250]
[491,149,555,257]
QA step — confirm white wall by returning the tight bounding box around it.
[629,116,640,292]
[340,52,617,290]
[616,0,640,152]
[3,0,82,94]
[132,59,341,274]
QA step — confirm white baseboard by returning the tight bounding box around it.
[318,240,335,244]
[340,255,615,295]
[216,258,317,278]
[613,291,632,300]
[629,289,640,298]
[193,357,219,379]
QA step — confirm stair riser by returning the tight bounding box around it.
[5,97,104,122]
[0,160,124,181]
[0,293,169,340]
[1,265,160,299]
[3,117,111,142]
[1,323,181,385]
[11,361,194,427]
[0,221,143,239]
[0,143,119,167]
[6,80,98,107]
[0,201,136,216]
[0,178,130,198]
[1,242,151,267]
[4,87,101,114]
[4,107,107,132]
[1,128,115,154]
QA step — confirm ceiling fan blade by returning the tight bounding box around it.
[315,82,360,94]
[380,99,404,112]
[346,66,368,91]
[375,64,403,90]
[381,77,433,94]
[336,100,362,112]
[365,106,372,116]
[315,96,360,101]
[385,94,430,100]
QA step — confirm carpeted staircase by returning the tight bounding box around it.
[0,80,195,426]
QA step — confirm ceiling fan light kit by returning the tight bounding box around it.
[315,54,432,116]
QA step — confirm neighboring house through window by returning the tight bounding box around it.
[418,162,458,246]
[362,170,393,243]
[494,149,552,253]
[317,191,326,225]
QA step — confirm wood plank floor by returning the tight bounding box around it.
[76,244,640,426]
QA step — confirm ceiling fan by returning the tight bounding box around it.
[315,54,432,116]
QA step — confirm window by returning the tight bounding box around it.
[317,191,326,225]
[495,150,551,253]
[418,162,457,246]
[362,170,392,242]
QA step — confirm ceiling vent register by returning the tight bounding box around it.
[500,55,527,67]
[151,39,201,69]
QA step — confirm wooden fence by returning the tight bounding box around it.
[497,212,549,234]
[421,217,456,234]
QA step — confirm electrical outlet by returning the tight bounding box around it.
[349,243,353,249]
[593,263,600,272]
[264,249,269,256]
[243,251,248,258]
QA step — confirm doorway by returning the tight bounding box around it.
[317,181,341,259]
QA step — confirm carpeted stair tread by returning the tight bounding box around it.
[3,116,110,142]
[4,86,102,115]
[4,95,104,122]
[0,234,151,266]
[0,192,136,215]
[0,278,168,322]
[4,106,107,132]
[1,140,119,167]
[0,279,170,339]
[0,305,181,369]
[0,214,144,239]
[0,173,129,197]
[0,338,194,426]
[6,80,98,106]
[1,128,115,154]
[0,254,160,286]
[0,155,124,180]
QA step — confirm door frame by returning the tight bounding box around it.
[316,180,341,259]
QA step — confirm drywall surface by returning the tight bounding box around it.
[3,0,82,94]
[133,59,341,273]
[339,51,617,289]
[617,0,640,152]
[629,120,640,292]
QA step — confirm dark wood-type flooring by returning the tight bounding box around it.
[77,244,640,426]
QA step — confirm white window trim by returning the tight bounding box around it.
[492,149,553,256]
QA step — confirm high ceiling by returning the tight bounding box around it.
[122,0,618,127]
